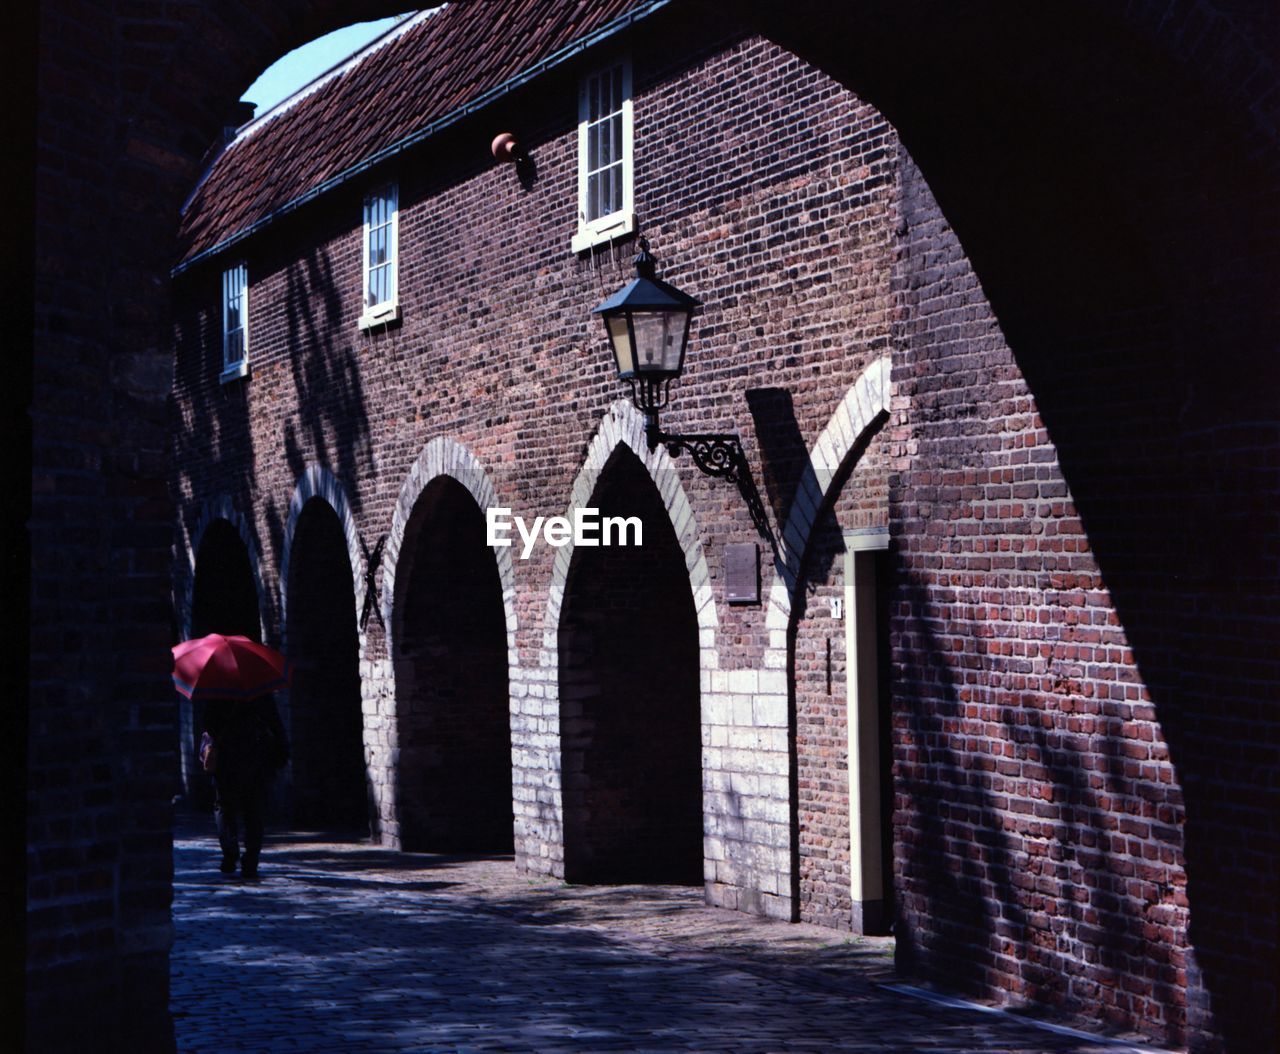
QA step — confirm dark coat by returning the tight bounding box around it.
[203,695,290,791]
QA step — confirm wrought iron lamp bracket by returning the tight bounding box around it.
[644,418,777,552]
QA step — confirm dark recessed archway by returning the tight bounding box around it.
[392,476,513,853]
[286,498,367,832]
[559,446,703,885]
[191,518,261,643]
[184,518,262,806]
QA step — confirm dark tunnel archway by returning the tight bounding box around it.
[185,518,262,806]
[285,498,368,833]
[191,518,261,643]
[392,476,513,853]
[558,446,704,886]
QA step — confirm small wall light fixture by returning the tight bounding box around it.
[491,131,533,184]
[592,238,775,549]
[490,132,523,162]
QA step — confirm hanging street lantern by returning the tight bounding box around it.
[590,237,775,551]
[592,237,700,439]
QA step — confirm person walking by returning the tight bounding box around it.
[173,633,294,879]
[202,693,289,879]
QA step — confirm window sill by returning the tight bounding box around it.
[572,212,636,254]
[219,360,250,385]
[359,303,402,331]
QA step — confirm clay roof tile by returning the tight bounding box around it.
[177,0,651,267]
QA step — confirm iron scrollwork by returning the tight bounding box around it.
[648,426,777,553]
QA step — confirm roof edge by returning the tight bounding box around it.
[173,0,673,278]
[233,10,436,147]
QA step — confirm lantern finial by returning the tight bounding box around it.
[633,236,656,279]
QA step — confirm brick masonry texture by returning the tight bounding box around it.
[170,27,901,926]
[30,2,1279,1052]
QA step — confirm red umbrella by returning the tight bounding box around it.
[171,633,291,700]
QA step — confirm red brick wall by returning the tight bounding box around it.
[793,429,891,929]
[29,3,415,1046]
[165,16,1280,1048]
[170,25,900,848]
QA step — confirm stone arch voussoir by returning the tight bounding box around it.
[764,354,892,635]
[280,465,366,656]
[178,495,269,643]
[543,399,718,659]
[381,437,518,665]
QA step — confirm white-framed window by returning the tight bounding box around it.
[220,262,249,382]
[572,59,634,252]
[361,182,399,327]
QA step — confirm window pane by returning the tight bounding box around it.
[598,119,612,169]
[588,120,599,170]
[611,66,623,113]
[612,113,622,164]
[609,163,623,216]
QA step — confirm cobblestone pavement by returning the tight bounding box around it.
[171,819,1170,1053]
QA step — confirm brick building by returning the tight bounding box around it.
[30,1,1277,1051]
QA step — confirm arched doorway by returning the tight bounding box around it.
[559,447,703,885]
[185,518,261,805]
[191,519,261,642]
[392,476,512,852]
[285,498,367,832]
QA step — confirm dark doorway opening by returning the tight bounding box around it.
[191,519,260,642]
[393,477,513,852]
[559,447,703,885]
[186,518,262,807]
[286,498,368,833]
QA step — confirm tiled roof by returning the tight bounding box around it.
[176,0,660,269]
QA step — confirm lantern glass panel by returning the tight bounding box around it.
[606,314,635,376]
[630,310,685,373]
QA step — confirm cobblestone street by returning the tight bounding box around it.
[170,819,1168,1053]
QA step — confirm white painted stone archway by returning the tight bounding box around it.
[370,438,520,848]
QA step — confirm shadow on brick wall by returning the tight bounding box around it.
[864,15,1278,1051]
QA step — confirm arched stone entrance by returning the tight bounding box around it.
[190,518,261,643]
[558,445,703,885]
[391,475,513,852]
[182,516,263,807]
[284,497,367,832]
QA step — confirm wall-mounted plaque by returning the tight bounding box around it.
[725,542,760,604]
